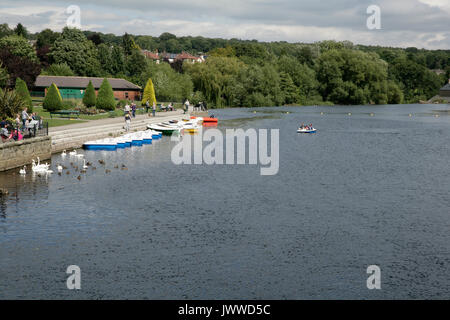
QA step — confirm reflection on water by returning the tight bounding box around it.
[0,104,450,299]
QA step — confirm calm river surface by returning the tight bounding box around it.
[1,104,450,299]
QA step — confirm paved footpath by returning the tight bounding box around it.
[49,110,188,153]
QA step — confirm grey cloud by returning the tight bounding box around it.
[0,0,449,48]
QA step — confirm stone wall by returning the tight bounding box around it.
[0,136,52,172]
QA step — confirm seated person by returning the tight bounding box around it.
[1,125,9,141]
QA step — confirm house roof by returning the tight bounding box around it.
[142,50,160,60]
[176,52,200,61]
[440,83,450,91]
[34,76,141,90]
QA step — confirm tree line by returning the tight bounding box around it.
[1,22,449,114]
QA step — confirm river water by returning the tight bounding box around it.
[1,104,449,299]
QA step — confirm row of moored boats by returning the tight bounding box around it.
[83,116,218,151]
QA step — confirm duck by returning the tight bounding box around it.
[19,166,26,175]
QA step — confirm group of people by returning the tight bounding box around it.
[183,99,208,114]
[299,123,314,130]
[1,107,43,143]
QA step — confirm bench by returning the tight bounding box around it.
[49,110,80,119]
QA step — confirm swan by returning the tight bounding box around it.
[82,160,88,170]
[57,165,63,173]
[62,150,67,157]
[76,153,84,159]
[32,159,50,173]
[69,150,77,156]
[19,166,26,175]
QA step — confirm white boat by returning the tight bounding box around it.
[148,123,181,136]
[83,139,118,150]
[297,128,317,134]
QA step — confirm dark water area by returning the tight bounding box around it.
[1,104,449,299]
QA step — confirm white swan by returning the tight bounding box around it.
[57,164,63,173]
[82,160,88,169]
[19,166,26,175]
[69,150,77,156]
[32,159,50,172]
[62,150,67,157]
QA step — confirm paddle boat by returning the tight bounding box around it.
[148,123,181,136]
[297,127,317,134]
[83,139,118,150]
[203,117,218,124]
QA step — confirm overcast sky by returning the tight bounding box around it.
[1,0,450,49]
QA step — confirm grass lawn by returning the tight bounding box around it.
[46,119,87,127]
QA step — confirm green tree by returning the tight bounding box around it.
[43,83,63,112]
[97,43,113,75]
[0,88,26,119]
[49,27,101,76]
[36,28,60,49]
[110,46,125,75]
[0,35,38,61]
[42,63,75,76]
[14,23,28,38]
[0,23,13,38]
[96,78,116,111]
[0,62,9,88]
[82,81,96,107]
[125,49,147,76]
[141,78,157,106]
[279,72,298,104]
[14,77,32,112]
[122,33,139,56]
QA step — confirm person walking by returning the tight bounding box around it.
[152,102,156,117]
[124,112,131,132]
[124,103,131,115]
[184,99,189,114]
[145,100,150,113]
[131,103,136,118]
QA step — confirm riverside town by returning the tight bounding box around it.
[1,0,450,312]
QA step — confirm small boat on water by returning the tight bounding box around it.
[297,128,317,134]
[83,139,118,150]
[148,123,181,135]
[203,117,218,123]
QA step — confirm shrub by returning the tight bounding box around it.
[14,77,33,112]
[43,83,62,111]
[42,63,75,76]
[0,88,26,118]
[96,78,116,111]
[117,99,131,108]
[141,78,156,106]
[82,81,96,107]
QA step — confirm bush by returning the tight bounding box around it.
[43,83,62,111]
[190,91,205,105]
[82,81,96,107]
[96,78,116,111]
[0,88,26,119]
[117,99,131,108]
[42,63,75,76]
[14,77,33,112]
[141,78,156,106]
[61,99,82,110]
